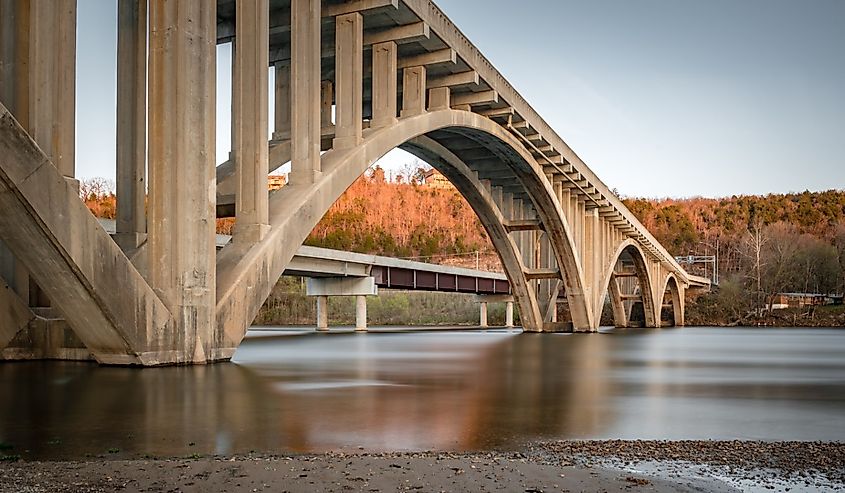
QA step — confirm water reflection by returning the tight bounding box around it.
[0,327,843,459]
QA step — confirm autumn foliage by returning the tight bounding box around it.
[623,191,845,256]
[77,176,845,298]
[304,167,490,259]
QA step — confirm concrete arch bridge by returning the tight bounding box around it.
[0,0,708,365]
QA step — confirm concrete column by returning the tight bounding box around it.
[333,12,362,148]
[560,188,570,226]
[316,295,328,331]
[585,208,599,310]
[28,0,55,163]
[54,0,76,181]
[0,1,28,303]
[577,199,585,259]
[0,1,15,109]
[233,0,270,244]
[500,193,513,221]
[400,66,426,117]
[505,301,514,327]
[290,0,321,185]
[355,295,367,332]
[492,186,503,210]
[370,41,397,128]
[427,87,450,111]
[321,80,333,128]
[0,0,74,308]
[479,301,488,328]
[115,0,147,251]
[272,63,291,140]
[569,194,578,252]
[148,0,217,362]
[608,273,628,328]
[229,39,238,160]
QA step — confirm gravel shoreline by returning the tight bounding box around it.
[531,440,845,476]
[1,441,843,492]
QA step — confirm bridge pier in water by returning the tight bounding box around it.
[306,277,377,332]
[476,295,515,328]
[0,0,706,366]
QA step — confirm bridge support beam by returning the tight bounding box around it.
[115,0,148,253]
[400,66,426,117]
[290,0,322,185]
[273,63,291,141]
[233,0,270,244]
[476,294,515,329]
[355,295,367,332]
[316,295,328,331]
[370,41,397,128]
[608,273,628,328]
[148,0,218,362]
[306,277,377,332]
[333,12,363,149]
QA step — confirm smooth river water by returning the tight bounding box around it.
[1,326,843,459]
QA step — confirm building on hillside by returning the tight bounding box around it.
[769,292,833,309]
[268,175,287,191]
[422,169,455,190]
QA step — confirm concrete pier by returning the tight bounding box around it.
[316,296,329,331]
[355,295,367,332]
[147,0,217,362]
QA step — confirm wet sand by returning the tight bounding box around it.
[2,441,843,492]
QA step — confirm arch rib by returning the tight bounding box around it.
[596,239,658,329]
[658,273,684,327]
[214,109,591,348]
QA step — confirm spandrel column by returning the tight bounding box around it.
[115,0,147,252]
[289,0,321,185]
[233,0,270,244]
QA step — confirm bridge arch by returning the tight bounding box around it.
[658,273,684,327]
[596,239,658,328]
[215,109,592,348]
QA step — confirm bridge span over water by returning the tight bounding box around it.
[0,0,708,365]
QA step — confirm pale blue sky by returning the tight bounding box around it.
[75,0,845,198]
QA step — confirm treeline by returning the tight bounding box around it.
[77,176,845,323]
[624,192,845,324]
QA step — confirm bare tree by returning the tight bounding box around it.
[761,222,801,311]
[740,220,767,316]
[79,177,115,200]
[835,220,845,294]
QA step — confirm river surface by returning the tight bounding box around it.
[0,326,843,459]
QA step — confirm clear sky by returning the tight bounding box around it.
[75,0,845,198]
